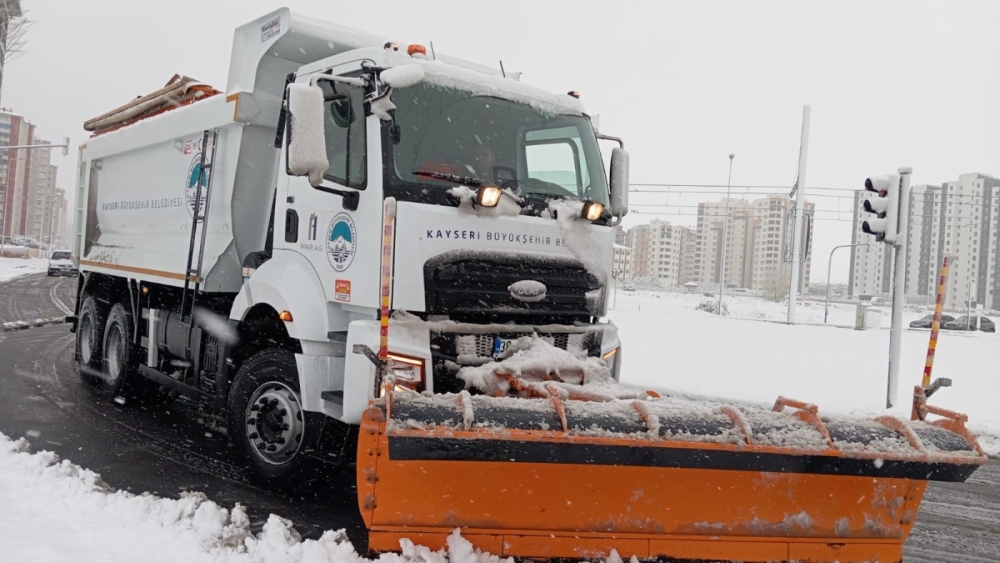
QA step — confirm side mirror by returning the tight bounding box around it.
[286,83,329,186]
[609,147,629,218]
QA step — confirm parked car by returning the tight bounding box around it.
[623,284,636,292]
[47,250,76,277]
[909,314,955,329]
[941,315,995,333]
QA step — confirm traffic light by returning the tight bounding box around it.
[860,174,900,244]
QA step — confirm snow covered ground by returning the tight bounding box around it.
[609,289,1000,457]
[0,256,49,282]
[0,433,512,563]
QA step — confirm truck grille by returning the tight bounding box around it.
[423,250,600,323]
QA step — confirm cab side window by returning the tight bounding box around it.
[321,81,367,189]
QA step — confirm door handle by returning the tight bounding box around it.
[285,209,299,243]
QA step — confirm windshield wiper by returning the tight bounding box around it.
[414,170,485,186]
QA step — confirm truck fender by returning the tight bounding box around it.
[228,253,327,342]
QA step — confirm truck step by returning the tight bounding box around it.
[321,390,344,405]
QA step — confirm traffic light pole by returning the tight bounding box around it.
[885,167,912,408]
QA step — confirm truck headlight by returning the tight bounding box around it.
[476,185,502,208]
[602,347,622,381]
[387,353,426,392]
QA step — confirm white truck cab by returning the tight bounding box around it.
[72,8,629,483]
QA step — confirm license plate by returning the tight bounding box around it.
[492,337,515,359]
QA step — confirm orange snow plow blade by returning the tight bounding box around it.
[357,387,986,562]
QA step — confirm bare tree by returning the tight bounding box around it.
[0,1,31,106]
[762,272,790,303]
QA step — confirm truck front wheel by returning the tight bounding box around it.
[228,349,320,485]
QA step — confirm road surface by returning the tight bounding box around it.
[0,273,996,561]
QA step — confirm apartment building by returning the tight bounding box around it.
[626,220,695,287]
[612,244,633,279]
[0,111,60,243]
[0,109,36,238]
[695,195,813,293]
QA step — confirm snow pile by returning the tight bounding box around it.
[380,65,425,89]
[548,199,607,284]
[0,432,518,563]
[448,186,522,218]
[0,257,49,282]
[1,317,68,332]
[738,407,829,450]
[457,335,610,394]
[695,300,728,315]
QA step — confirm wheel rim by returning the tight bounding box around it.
[104,323,125,384]
[245,381,305,466]
[79,313,94,365]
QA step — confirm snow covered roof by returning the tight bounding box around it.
[226,9,584,120]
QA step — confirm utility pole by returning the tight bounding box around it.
[717,153,734,315]
[787,105,811,324]
[885,167,911,408]
[824,242,869,323]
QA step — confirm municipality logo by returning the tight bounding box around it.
[326,213,357,272]
[185,154,209,216]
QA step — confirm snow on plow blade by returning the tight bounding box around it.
[357,390,986,563]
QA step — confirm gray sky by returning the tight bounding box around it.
[6,0,998,282]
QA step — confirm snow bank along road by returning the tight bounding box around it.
[0,274,996,561]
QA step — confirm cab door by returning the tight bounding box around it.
[279,70,384,314]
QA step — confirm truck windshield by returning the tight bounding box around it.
[383,83,608,206]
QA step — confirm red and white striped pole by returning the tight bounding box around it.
[922,255,952,389]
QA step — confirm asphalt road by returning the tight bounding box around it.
[0,273,366,545]
[0,273,996,561]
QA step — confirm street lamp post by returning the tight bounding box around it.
[824,242,870,323]
[967,280,974,330]
[717,154,734,315]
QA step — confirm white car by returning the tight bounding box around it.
[47,250,77,277]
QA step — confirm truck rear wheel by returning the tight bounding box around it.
[98,303,140,397]
[228,349,321,485]
[76,296,105,378]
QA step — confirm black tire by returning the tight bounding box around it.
[76,295,105,379]
[92,303,145,398]
[227,349,322,485]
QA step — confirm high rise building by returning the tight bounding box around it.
[0,109,36,238]
[28,139,59,245]
[695,195,813,293]
[626,220,696,287]
[0,111,61,244]
[612,244,633,279]
[850,173,1000,309]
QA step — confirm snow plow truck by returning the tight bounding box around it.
[71,8,986,562]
